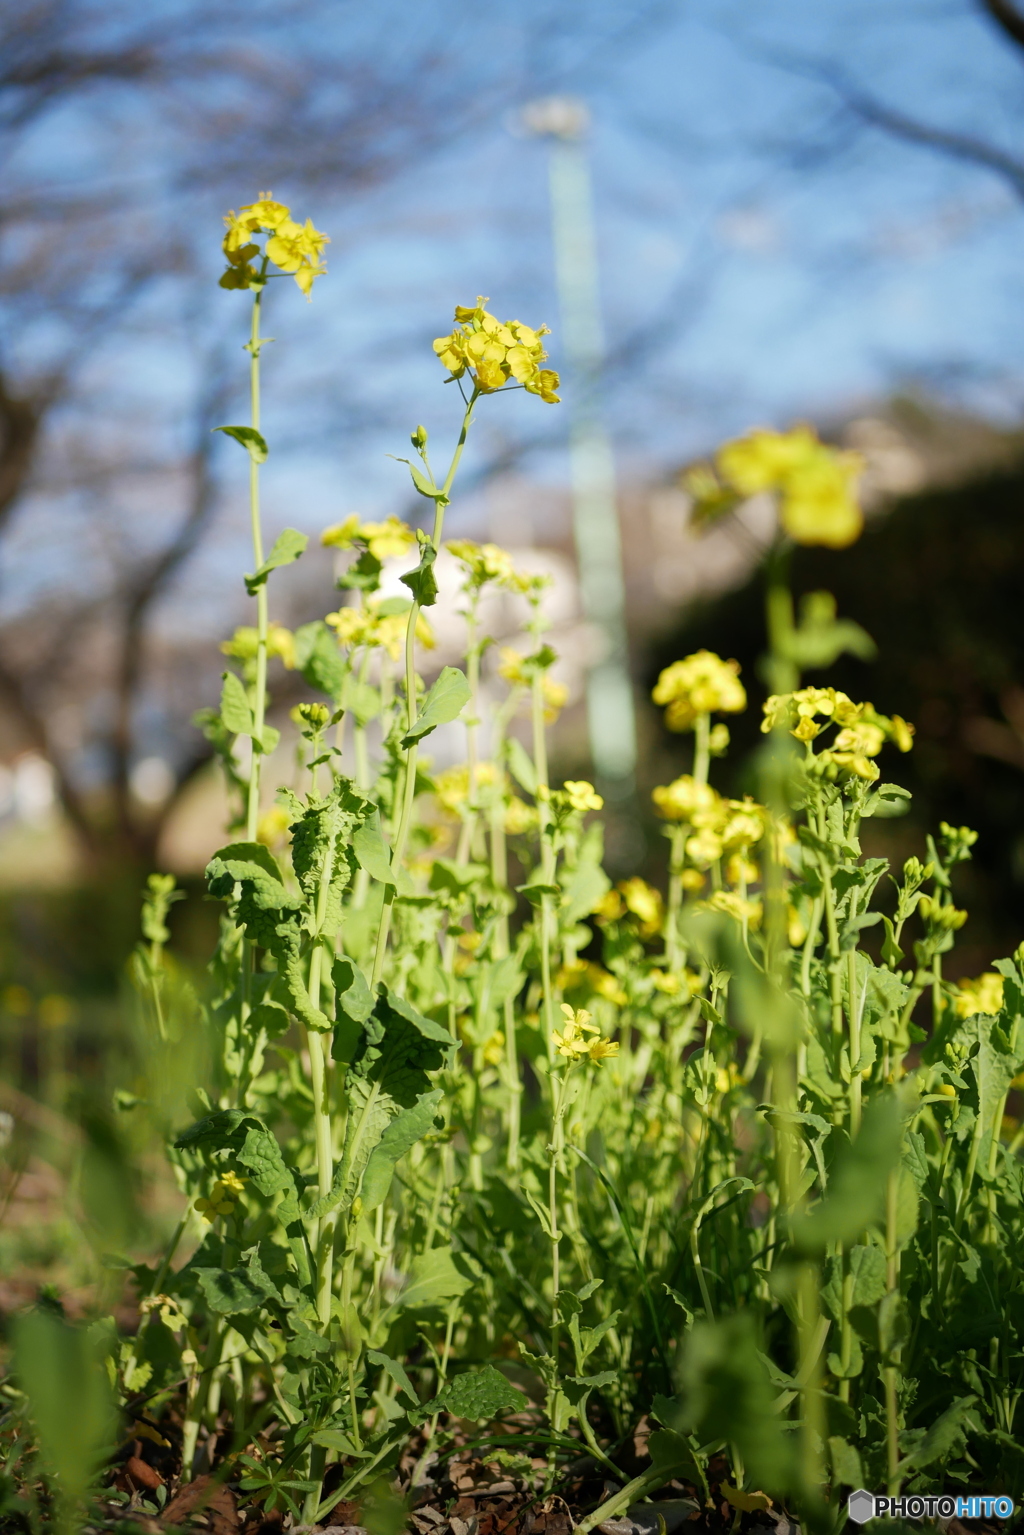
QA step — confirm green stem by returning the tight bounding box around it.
[245,285,268,842]
[371,390,478,984]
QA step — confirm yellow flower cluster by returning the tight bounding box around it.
[557,958,628,1006]
[762,688,914,781]
[433,298,560,401]
[326,600,434,660]
[687,424,864,549]
[221,622,296,670]
[195,1171,246,1222]
[447,539,531,592]
[498,647,569,721]
[955,972,1004,1018]
[552,1003,619,1065]
[595,877,664,936]
[652,775,766,865]
[221,193,329,297]
[433,761,501,814]
[652,651,746,732]
[322,515,416,562]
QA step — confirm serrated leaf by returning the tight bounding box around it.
[215,424,268,462]
[441,1365,526,1421]
[220,671,254,735]
[194,1266,273,1315]
[361,1088,444,1214]
[245,527,308,594]
[401,666,471,748]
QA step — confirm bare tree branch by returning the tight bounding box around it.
[980,0,1024,52]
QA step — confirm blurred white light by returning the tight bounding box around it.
[13,754,55,824]
[131,756,175,806]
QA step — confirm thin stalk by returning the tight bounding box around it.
[371,390,478,983]
[245,284,268,842]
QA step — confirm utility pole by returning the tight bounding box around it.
[522,96,637,793]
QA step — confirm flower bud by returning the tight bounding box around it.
[411,424,428,449]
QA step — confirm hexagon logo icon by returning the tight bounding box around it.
[847,1490,875,1524]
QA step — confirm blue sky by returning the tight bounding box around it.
[9,0,1024,621]
[210,0,1024,544]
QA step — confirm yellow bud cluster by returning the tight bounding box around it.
[652,651,746,732]
[434,298,560,401]
[686,424,864,549]
[221,192,329,297]
[497,647,569,721]
[917,896,968,931]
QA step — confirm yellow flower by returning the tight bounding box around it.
[649,967,701,997]
[651,774,721,823]
[686,828,724,867]
[482,1030,506,1067]
[434,761,501,814]
[221,193,329,297]
[705,890,762,927]
[587,1037,620,1064]
[891,715,915,752]
[955,972,1004,1018]
[321,514,415,562]
[652,651,746,732]
[727,852,760,887]
[447,539,527,590]
[195,1172,246,1222]
[715,424,864,549]
[721,798,766,848]
[833,722,886,758]
[681,868,706,891]
[257,806,292,848]
[594,889,625,923]
[505,796,536,834]
[587,965,628,1006]
[563,780,603,813]
[221,622,296,669]
[433,298,560,402]
[619,877,664,935]
[325,599,434,659]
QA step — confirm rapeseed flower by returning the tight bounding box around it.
[955,972,1004,1018]
[433,298,560,401]
[762,688,913,780]
[563,780,603,813]
[552,1003,619,1065]
[498,647,569,721]
[652,650,746,732]
[321,514,416,562]
[447,539,531,592]
[687,424,864,549]
[434,761,501,814]
[196,1170,246,1222]
[221,622,296,670]
[221,192,328,297]
[326,599,434,659]
[651,774,721,823]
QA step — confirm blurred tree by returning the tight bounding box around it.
[0,0,656,875]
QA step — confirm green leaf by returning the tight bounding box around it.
[14,1311,115,1503]
[899,1396,976,1471]
[311,1428,362,1455]
[848,1243,887,1308]
[517,881,560,905]
[863,783,913,820]
[245,527,308,594]
[440,1365,527,1421]
[400,538,440,607]
[390,1246,472,1314]
[353,811,401,890]
[828,1435,864,1490]
[360,1088,444,1214]
[295,620,347,699]
[215,424,268,462]
[429,857,489,895]
[791,1094,903,1254]
[366,1349,418,1404]
[675,1314,793,1493]
[194,1265,275,1315]
[220,671,254,735]
[401,666,471,748]
[332,957,375,1024]
[505,736,537,795]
